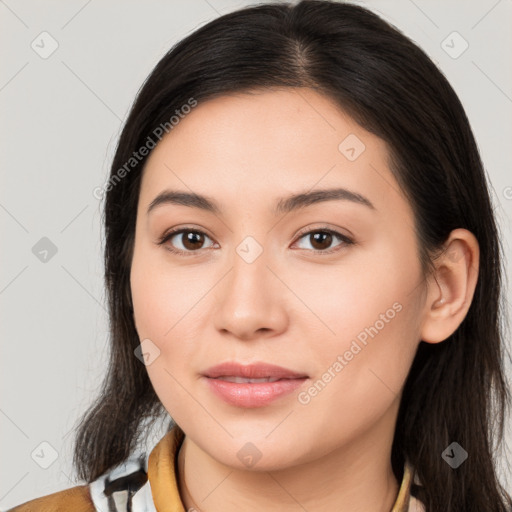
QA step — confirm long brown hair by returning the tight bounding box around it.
[73,2,512,509]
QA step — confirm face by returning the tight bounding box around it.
[130,87,427,470]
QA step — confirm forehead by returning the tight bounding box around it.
[138,88,409,220]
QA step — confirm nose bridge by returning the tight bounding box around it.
[212,231,287,338]
[228,232,274,303]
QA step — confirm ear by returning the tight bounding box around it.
[420,228,480,344]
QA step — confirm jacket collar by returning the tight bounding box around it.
[147,425,424,512]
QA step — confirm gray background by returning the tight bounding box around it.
[1,0,511,509]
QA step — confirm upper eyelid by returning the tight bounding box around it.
[161,224,348,239]
[159,225,215,244]
[160,225,353,249]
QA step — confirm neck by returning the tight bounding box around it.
[176,408,401,512]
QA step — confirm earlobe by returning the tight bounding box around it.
[420,228,480,344]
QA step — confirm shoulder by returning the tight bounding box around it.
[7,457,150,512]
[6,484,94,512]
[7,455,152,512]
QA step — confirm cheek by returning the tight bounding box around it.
[130,273,193,425]
[292,298,419,455]
[293,245,422,415]
[294,235,421,352]
[130,247,216,413]
[130,241,207,341]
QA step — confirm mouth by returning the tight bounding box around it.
[202,362,309,408]
[211,376,297,383]
[203,361,309,380]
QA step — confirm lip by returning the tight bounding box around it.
[202,362,309,408]
[203,361,308,380]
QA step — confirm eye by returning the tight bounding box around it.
[157,228,216,256]
[293,227,354,254]
[157,225,354,256]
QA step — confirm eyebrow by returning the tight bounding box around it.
[146,187,376,216]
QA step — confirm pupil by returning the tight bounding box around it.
[312,232,331,250]
[184,231,203,249]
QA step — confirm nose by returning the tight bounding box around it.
[212,242,289,341]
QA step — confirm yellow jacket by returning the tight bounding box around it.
[7,425,425,511]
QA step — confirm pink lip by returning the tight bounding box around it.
[203,361,308,380]
[202,362,309,408]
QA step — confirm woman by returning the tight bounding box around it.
[9,0,511,510]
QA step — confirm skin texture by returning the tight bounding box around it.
[130,87,479,511]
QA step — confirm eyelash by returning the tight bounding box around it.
[157,225,354,257]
